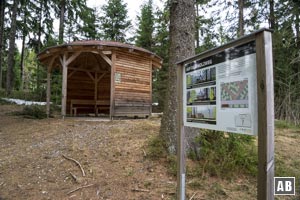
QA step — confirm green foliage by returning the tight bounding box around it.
[151,2,170,112]
[0,98,13,105]
[100,0,131,42]
[166,155,177,176]
[188,130,258,178]
[275,120,299,129]
[2,90,44,102]
[15,105,47,119]
[146,135,167,160]
[135,0,155,51]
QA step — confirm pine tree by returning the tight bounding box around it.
[77,7,98,40]
[152,2,170,111]
[100,0,131,42]
[0,0,5,88]
[56,0,93,44]
[160,0,195,153]
[135,0,154,51]
[6,0,19,94]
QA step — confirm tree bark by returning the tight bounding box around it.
[269,0,275,30]
[20,26,26,90]
[59,0,65,44]
[0,0,5,89]
[160,0,195,153]
[195,2,200,48]
[237,0,244,37]
[295,13,299,48]
[6,0,18,94]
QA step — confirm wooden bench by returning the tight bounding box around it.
[95,100,110,116]
[70,99,110,116]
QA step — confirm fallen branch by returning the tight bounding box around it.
[62,154,86,177]
[69,172,79,183]
[131,188,150,192]
[189,192,197,200]
[142,149,147,157]
[67,184,94,195]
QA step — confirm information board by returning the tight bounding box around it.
[183,41,258,135]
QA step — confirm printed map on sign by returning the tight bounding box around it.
[221,79,249,108]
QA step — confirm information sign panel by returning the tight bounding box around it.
[183,41,258,135]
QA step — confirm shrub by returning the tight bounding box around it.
[0,98,13,105]
[146,135,167,160]
[188,130,258,178]
[16,105,47,119]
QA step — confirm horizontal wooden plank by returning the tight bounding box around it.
[115,89,150,95]
[119,78,150,85]
[115,62,150,71]
[116,51,152,62]
[115,85,150,91]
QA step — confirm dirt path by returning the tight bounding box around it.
[0,105,175,200]
[1,105,299,200]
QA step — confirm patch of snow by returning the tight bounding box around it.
[1,98,51,106]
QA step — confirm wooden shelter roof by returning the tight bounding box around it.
[38,40,162,69]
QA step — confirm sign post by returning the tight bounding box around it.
[176,29,274,200]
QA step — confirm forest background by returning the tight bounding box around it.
[0,0,299,126]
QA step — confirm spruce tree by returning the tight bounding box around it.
[100,0,131,42]
[135,0,154,51]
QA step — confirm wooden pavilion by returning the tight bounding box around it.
[38,41,162,119]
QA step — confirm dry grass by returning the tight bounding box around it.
[0,104,299,199]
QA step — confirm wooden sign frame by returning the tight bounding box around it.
[176,29,274,200]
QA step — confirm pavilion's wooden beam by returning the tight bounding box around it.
[98,51,112,66]
[97,72,106,83]
[110,52,116,120]
[61,53,68,118]
[94,73,98,101]
[86,71,95,81]
[102,51,112,55]
[68,67,109,74]
[66,52,81,66]
[67,70,77,79]
[46,66,51,118]
[59,56,63,66]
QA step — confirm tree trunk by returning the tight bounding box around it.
[295,13,299,48]
[237,0,244,37]
[159,0,195,153]
[295,12,300,81]
[0,0,5,89]
[6,0,18,94]
[59,0,65,44]
[195,2,200,48]
[36,0,43,93]
[269,0,275,30]
[20,27,26,90]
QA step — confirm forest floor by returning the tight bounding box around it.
[0,104,299,200]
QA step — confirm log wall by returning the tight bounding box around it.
[113,51,152,117]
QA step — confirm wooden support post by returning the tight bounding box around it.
[46,57,56,118]
[177,64,186,200]
[61,53,68,119]
[149,61,153,115]
[110,52,116,120]
[46,68,51,118]
[256,31,274,200]
[94,73,98,101]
